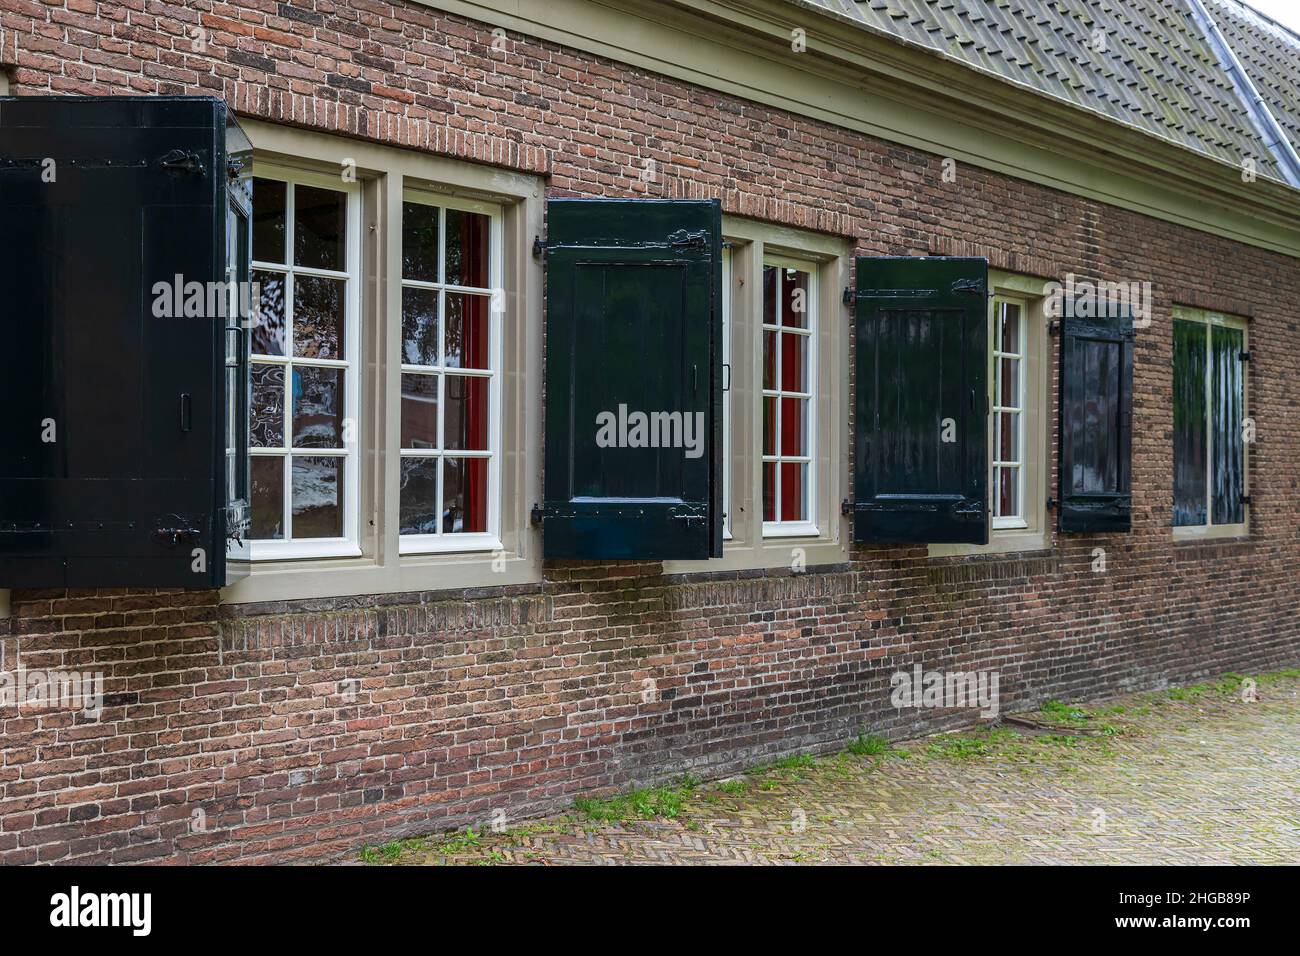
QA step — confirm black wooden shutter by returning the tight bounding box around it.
[1058,309,1133,532]
[541,198,722,559]
[851,257,989,544]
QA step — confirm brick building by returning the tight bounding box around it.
[0,0,1298,863]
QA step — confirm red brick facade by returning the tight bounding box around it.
[1,0,1298,863]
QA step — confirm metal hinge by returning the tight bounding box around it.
[1046,497,1058,510]
[951,278,985,297]
[843,287,856,306]
[1240,350,1254,363]
[532,236,545,259]
[841,498,856,516]
[159,149,204,176]
[1240,494,1252,506]
[1048,320,1062,335]
[530,503,546,525]
[668,229,708,248]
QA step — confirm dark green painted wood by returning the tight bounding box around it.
[1059,309,1134,533]
[852,257,989,544]
[542,199,722,559]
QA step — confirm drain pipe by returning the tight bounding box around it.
[1186,0,1300,188]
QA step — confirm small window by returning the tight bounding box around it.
[992,297,1026,529]
[248,171,360,558]
[761,258,817,537]
[1173,308,1248,537]
[399,193,502,554]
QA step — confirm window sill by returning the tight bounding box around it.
[929,528,1048,558]
[1172,522,1249,543]
[245,540,363,561]
[399,533,503,556]
[762,521,821,539]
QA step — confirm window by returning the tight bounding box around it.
[248,171,360,558]
[721,244,732,540]
[991,296,1030,528]
[399,193,502,553]
[1173,308,1248,537]
[762,258,817,537]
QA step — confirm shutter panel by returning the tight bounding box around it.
[852,257,989,544]
[1058,309,1134,532]
[542,198,722,559]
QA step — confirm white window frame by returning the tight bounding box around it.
[991,294,1028,531]
[397,189,504,556]
[761,254,819,539]
[1171,306,1249,541]
[248,167,362,561]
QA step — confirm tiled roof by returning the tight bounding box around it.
[797,0,1300,182]
[1208,0,1300,156]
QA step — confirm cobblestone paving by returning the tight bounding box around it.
[364,672,1300,866]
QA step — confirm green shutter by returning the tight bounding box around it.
[541,198,722,559]
[1058,309,1134,532]
[851,257,989,544]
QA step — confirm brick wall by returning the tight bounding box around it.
[1,0,1297,863]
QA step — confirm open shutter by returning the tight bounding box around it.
[1058,309,1133,532]
[851,257,989,544]
[541,198,722,559]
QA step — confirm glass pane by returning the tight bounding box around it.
[762,266,777,325]
[250,363,285,447]
[780,396,807,456]
[251,270,286,356]
[998,356,1019,408]
[402,287,439,367]
[293,275,344,359]
[1211,325,1244,525]
[444,457,488,533]
[291,456,343,537]
[779,461,807,521]
[999,302,1020,353]
[998,411,1019,462]
[225,366,237,450]
[762,331,777,389]
[781,268,809,328]
[443,375,489,451]
[445,208,490,288]
[399,456,440,535]
[292,366,344,448]
[401,373,439,449]
[252,178,286,263]
[293,185,347,271]
[250,456,284,539]
[762,396,778,456]
[445,293,490,369]
[762,461,777,521]
[1173,320,1207,526]
[402,201,439,283]
[997,466,1019,518]
[780,332,807,392]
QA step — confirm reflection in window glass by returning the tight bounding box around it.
[992,299,1023,523]
[761,263,814,529]
[1174,316,1246,528]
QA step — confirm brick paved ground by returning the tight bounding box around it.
[361,672,1300,865]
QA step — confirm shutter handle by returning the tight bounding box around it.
[180,393,192,433]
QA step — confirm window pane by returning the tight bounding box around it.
[443,375,489,451]
[762,331,777,389]
[402,287,439,367]
[762,462,777,521]
[445,293,490,369]
[997,411,1019,462]
[780,332,807,392]
[781,268,809,328]
[401,373,439,448]
[292,366,344,448]
[252,178,286,263]
[998,356,1019,408]
[997,465,1019,518]
[780,396,807,456]
[291,456,343,537]
[762,266,777,325]
[999,302,1020,353]
[1173,320,1207,526]
[250,456,284,539]
[762,397,777,456]
[402,201,439,283]
[445,209,490,288]
[250,363,285,447]
[1211,325,1244,525]
[293,275,344,359]
[294,185,347,271]
[779,461,807,521]
[399,456,440,535]
[252,270,286,356]
[444,457,488,533]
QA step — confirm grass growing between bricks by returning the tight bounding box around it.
[359,669,1299,865]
